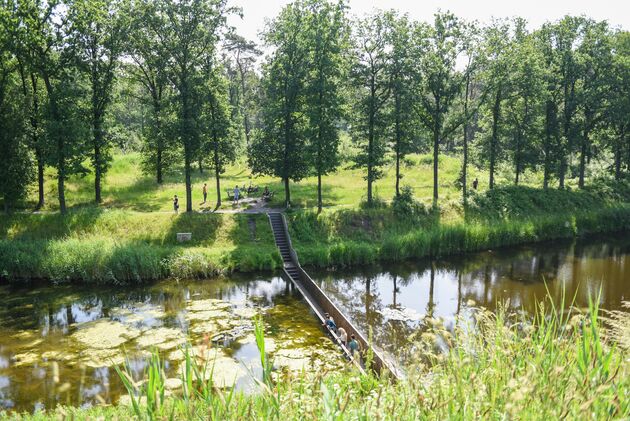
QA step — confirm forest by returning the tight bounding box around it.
[0,0,629,214]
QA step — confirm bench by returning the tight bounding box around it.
[262,191,275,202]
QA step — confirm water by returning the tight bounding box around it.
[1,233,629,413]
[0,275,343,413]
[311,233,630,366]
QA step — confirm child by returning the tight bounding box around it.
[173,195,179,213]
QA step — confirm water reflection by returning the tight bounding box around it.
[312,233,630,366]
[0,275,342,413]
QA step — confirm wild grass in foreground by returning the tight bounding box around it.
[4,294,627,420]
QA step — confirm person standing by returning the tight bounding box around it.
[233,185,240,205]
[173,195,179,213]
[202,183,208,204]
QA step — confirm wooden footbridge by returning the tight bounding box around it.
[268,212,401,380]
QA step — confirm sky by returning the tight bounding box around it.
[226,0,629,46]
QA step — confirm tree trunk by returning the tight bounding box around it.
[489,89,501,190]
[433,96,441,203]
[213,136,221,207]
[514,131,521,185]
[462,74,470,202]
[395,146,401,197]
[614,140,622,181]
[42,73,66,213]
[215,167,221,208]
[36,148,45,210]
[395,92,402,197]
[184,147,192,212]
[284,177,290,208]
[578,112,591,189]
[198,158,203,174]
[152,93,164,184]
[317,174,322,213]
[156,147,163,184]
[543,100,555,189]
[94,143,102,203]
[367,79,375,205]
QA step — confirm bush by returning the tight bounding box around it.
[391,186,427,218]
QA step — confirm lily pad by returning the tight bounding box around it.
[136,327,185,349]
[187,299,232,313]
[72,319,141,349]
[11,352,40,367]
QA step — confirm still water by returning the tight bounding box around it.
[311,233,630,365]
[0,276,343,413]
[1,233,629,413]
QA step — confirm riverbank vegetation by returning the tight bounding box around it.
[3,296,628,420]
[1,173,629,283]
[0,210,280,283]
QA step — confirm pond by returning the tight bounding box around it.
[0,275,344,413]
[311,232,630,366]
[1,232,629,413]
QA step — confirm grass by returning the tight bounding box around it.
[18,151,491,212]
[1,151,629,283]
[3,294,628,420]
[0,210,281,283]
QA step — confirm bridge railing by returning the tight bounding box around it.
[276,213,401,380]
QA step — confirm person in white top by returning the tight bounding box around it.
[337,327,348,346]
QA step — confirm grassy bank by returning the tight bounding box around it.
[3,297,628,420]
[0,210,280,283]
[2,180,630,284]
[289,182,630,268]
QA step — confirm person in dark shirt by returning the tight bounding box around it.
[173,195,179,213]
[322,312,337,333]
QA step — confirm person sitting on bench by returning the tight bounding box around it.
[262,186,271,200]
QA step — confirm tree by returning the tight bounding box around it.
[608,31,630,179]
[386,11,418,197]
[5,2,49,210]
[249,1,309,207]
[504,22,546,185]
[303,0,348,211]
[415,12,465,202]
[350,12,392,206]
[0,12,34,211]
[200,64,236,208]
[147,0,230,212]
[128,0,174,184]
[14,0,89,213]
[478,19,512,190]
[458,22,482,201]
[541,17,585,189]
[576,20,613,188]
[68,0,126,203]
[224,32,261,148]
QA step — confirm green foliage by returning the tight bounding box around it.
[391,185,426,218]
[350,11,392,205]
[249,1,310,206]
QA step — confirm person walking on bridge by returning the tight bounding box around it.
[323,313,337,333]
[337,326,348,347]
[348,335,360,357]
